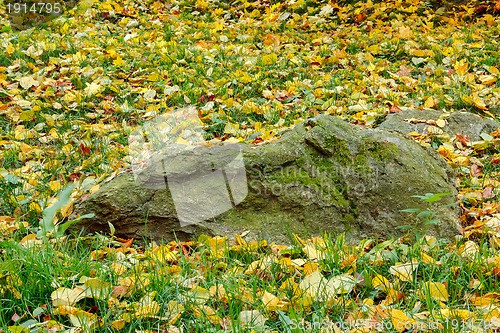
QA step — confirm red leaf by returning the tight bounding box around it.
[455,134,470,145]
[252,137,263,144]
[389,105,402,113]
[11,313,21,322]
[69,173,81,181]
[88,305,99,314]
[79,144,91,156]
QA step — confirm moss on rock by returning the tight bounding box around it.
[72,114,460,244]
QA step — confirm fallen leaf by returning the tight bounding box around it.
[389,262,418,282]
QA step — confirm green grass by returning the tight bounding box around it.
[2,231,500,332]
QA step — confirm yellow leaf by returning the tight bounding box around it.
[389,262,418,282]
[187,286,210,304]
[303,262,318,275]
[424,282,449,302]
[147,73,161,82]
[473,96,487,110]
[440,308,471,320]
[303,243,323,260]
[113,56,125,67]
[327,274,357,294]
[340,253,358,270]
[299,271,334,301]
[7,327,28,333]
[135,300,160,317]
[262,53,278,66]
[262,291,280,311]
[111,263,127,275]
[6,44,15,55]
[372,274,392,292]
[84,82,102,96]
[484,14,495,26]
[29,202,41,212]
[196,0,209,10]
[239,310,267,329]
[55,305,80,315]
[19,109,35,122]
[391,309,416,332]
[489,66,500,75]
[461,94,472,105]
[207,236,227,257]
[49,180,62,192]
[384,288,402,305]
[234,70,253,83]
[367,45,379,53]
[111,319,126,330]
[197,305,221,324]
[19,76,39,90]
[435,119,446,128]
[398,25,412,39]
[68,310,100,328]
[413,49,427,57]
[424,96,435,109]
[454,60,469,76]
[459,240,479,259]
[420,251,436,264]
[479,75,497,85]
[166,300,184,324]
[51,287,86,307]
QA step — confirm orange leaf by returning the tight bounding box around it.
[390,105,402,113]
[354,13,366,23]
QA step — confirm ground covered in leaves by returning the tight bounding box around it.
[1,0,500,331]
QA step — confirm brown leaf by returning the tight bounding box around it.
[79,144,91,156]
[121,238,134,248]
[495,0,500,11]
[483,186,495,199]
[69,173,81,181]
[493,267,500,279]
[112,285,129,297]
[474,5,488,14]
[395,65,412,77]
[470,164,482,177]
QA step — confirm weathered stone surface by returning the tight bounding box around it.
[379,109,499,141]
[71,115,460,244]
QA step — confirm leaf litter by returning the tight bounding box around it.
[1,0,500,331]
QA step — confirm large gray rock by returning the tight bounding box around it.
[379,109,499,141]
[71,115,460,244]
